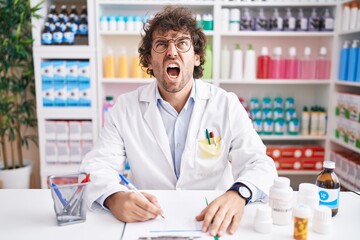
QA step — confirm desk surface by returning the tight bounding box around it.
[0,190,358,240]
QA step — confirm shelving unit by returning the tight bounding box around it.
[31,0,98,188]
[31,0,360,189]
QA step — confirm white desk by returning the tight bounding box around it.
[0,190,358,240]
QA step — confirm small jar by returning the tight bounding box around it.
[293,204,311,240]
[297,183,319,219]
[312,205,332,234]
[253,205,272,234]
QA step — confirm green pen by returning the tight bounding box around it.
[205,129,211,145]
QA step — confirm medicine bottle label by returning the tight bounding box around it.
[318,187,339,209]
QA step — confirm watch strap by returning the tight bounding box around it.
[227,182,252,205]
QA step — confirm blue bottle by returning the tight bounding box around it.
[348,40,359,81]
[338,41,350,81]
[356,45,360,82]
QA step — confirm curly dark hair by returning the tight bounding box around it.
[138,6,207,79]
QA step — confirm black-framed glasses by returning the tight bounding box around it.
[152,37,192,53]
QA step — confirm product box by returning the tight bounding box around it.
[66,61,78,81]
[42,79,54,107]
[44,121,57,141]
[347,158,360,189]
[303,146,325,158]
[57,141,70,163]
[45,141,57,163]
[348,94,359,122]
[302,158,323,170]
[278,157,302,170]
[69,121,82,141]
[81,121,93,141]
[281,146,303,158]
[55,121,69,141]
[54,78,67,107]
[66,61,79,106]
[41,61,54,81]
[266,146,282,159]
[81,140,93,158]
[69,141,82,163]
[78,81,91,106]
[53,60,66,80]
[78,61,90,82]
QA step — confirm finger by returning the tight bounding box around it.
[142,192,163,210]
[228,211,242,235]
[202,205,219,234]
[216,211,235,237]
[195,207,207,221]
[133,193,163,218]
[208,207,226,237]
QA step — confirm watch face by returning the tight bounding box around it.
[239,186,251,199]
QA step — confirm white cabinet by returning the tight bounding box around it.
[31,0,98,188]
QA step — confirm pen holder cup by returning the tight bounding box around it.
[48,173,89,226]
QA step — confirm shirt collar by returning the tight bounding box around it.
[155,79,196,109]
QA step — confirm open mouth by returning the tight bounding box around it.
[167,64,180,79]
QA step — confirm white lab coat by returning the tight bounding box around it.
[80,80,277,209]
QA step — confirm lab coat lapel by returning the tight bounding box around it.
[185,80,211,154]
[141,81,173,168]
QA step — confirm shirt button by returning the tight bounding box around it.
[176,143,181,148]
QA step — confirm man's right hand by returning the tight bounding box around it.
[104,191,164,222]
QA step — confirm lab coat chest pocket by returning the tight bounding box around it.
[195,131,227,177]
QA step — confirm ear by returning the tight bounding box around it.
[194,54,200,67]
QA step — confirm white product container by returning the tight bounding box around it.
[269,177,294,225]
[254,205,272,234]
[297,183,319,219]
[312,205,332,234]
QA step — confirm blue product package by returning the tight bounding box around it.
[348,40,359,82]
[41,61,54,107]
[78,61,90,82]
[53,60,66,80]
[338,41,350,81]
[54,78,67,107]
[67,78,79,106]
[356,47,360,82]
[79,81,91,107]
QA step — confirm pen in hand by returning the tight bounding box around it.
[119,174,165,219]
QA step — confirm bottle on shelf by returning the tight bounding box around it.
[41,22,53,45]
[240,8,254,31]
[321,8,334,32]
[109,16,117,32]
[69,5,79,24]
[310,106,319,136]
[80,5,87,21]
[296,8,308,32]
[283,8,296,31]
[52,22,63,45]
[270,8,283,31]
[118,48,129,78]
[78,15,88,36]
[49,4,58,22]
[315,161,340,217]
[203,44,212,79]
[309,8,320,32]
[220,45,230,79]
[285,47,299,79]
[131,49,143,78]
[103,96,114,126]
[244,43,256,81]
[230,44,243,81]
[255,8,268,31]
[299,47,315,80]
[301,106,310,136]
[60,5,69,23]
[256,46,270,79]
[347,40,359,81]
[338,41,350,81]
[270,47,285,79]
[63,22,75,45]
[315,47,331,80]
[117,16,126,32]
[318,107,327,136]
[349,1,359,30]
[104,49,116,78]
[46,13,56,33]
[342,3,351,31]
[221,8,230,32]
[229,8,240,32]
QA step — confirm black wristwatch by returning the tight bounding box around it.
[227,182,252,205]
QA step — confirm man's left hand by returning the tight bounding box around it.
[195,191,246,237]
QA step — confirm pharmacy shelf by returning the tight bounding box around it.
[338,29,360,36]
[218,79,331,85]
[261,135,326,141]
[99,30,214,36]
[98,0,214,6]
[101,78,154,83]
[220,31,335,37]
[38,108,96,120]
[335,81,360,87]
[220,2,337,7]
[331,137,360,155]
[278,170,319,175]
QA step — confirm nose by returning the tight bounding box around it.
[166,42,178,58]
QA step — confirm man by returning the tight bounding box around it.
[80,6,277,237]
